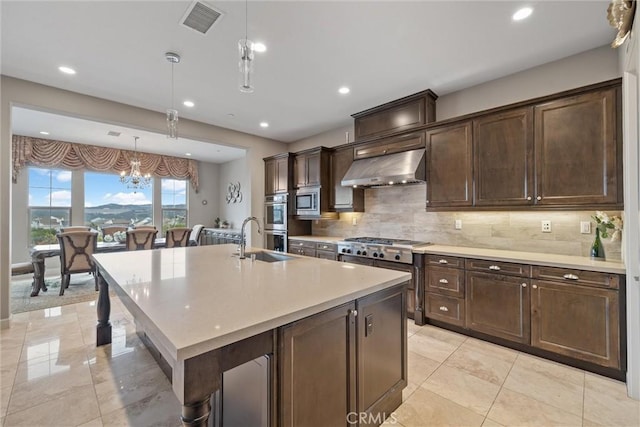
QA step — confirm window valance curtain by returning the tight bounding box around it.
[12,135,199,191]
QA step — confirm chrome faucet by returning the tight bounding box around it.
[239,216,262,259]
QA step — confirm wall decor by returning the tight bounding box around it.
[226,182,242,204]
[607,0,636,48]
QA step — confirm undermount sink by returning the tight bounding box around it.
[238,251,294,263]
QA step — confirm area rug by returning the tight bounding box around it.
[11,274,114,314]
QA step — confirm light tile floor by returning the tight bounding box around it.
[1,301,639,427]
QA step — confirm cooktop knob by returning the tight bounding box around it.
[341,248,346,253]
[395,254,401,261]
[356,250,362,255]
[372,252,378,258]
[362,251,367,256]
[347,249,352,254]
[379,253,385,259]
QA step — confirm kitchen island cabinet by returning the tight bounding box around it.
[416,244,625,379]
[93,244,409,426]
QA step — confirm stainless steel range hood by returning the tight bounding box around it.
[341,148,426,188]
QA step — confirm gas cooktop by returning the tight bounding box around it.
[338,237,430,264]
[343,237,427,247]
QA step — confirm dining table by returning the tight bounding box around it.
[28,238,165,297]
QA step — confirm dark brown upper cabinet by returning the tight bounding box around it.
[330,145,364,212]
[473,107,534,206]
[425,122,473,208]
[534,87,620,206]
[293,147,331,189]
[264,153,291,195]
[353,131,425,160]
[352,90,437,141]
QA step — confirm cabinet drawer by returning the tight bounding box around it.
[465,259,531,277]
[354,132,425,159]
[290,247,316,257]
[316,250,337,261]
[288,240,316,250]
[532,266,619,289]
[316,242,337,252]
[426,254,464,268]
[427,266,464,297]
[425,294,465,327]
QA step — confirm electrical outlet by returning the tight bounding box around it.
[352,216,357,226]
[454,219,462,230]
[580,221,591,234]
[541,220,552,233]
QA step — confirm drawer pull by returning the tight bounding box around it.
[298,242,304,246]
[532,284,538,289]
[522,283,527,288]
[438,259,448,264]
[563,274,579,280]
[489,265,501,271]
[438,278,449,284]
[439,306,449,312]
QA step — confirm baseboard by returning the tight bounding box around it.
[0,316,12,329]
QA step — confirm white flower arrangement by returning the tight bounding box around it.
[103,234,114,243]
[593,211,623,241]
[112,231,127,243]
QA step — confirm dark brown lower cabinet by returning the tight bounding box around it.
[465,271,530,344]
[279,285,407,427]
[531,280,620,369]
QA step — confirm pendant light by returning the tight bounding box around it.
[165,52,181,138]
[238,0,254,93]
[120,136,151,193]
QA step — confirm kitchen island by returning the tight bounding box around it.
[93,244,410,426]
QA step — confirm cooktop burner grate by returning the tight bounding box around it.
[343,237,425,246]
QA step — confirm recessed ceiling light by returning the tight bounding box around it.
[254,42,267,53]
[338,86,350,95]
[39,131,50,135]
[58,66,76,75]
[183,100,195,108]
[512,7,533,21]
[227,113,235,118]
[260,122,269,128]
[185,152,192,156]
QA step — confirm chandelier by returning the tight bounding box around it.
[238,0,254,93]
[120,136,151,192]
[165,52,180,138]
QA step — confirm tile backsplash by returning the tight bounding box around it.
[313,184,623,261]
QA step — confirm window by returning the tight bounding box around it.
[84,171,153,232]
[28,167,72,245]
[161,179,188,233]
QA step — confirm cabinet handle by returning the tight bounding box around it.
[438,259,448,264]
[298,242,304,246]
[527,196,532,201]
[439,306,449,312]
[522,283,527,288]
[349,309,358,317]
[489,265,501,271]
[536,196,542,201]
[563,273,579,280]
[532,284,538,289]
[438,278,449,284]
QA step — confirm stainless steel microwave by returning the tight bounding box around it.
[294,187,320,217]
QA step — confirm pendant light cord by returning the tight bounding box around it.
[245,0,248,41]
[171,62,175,110]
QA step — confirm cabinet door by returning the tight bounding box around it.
[280,302,357,427]
[426,122,473,207]
[331,146,364,212]
[531,280,620,368]
[357,284,407,420]
[305,152,321,186]
[466,271,530,344]
[293,154,306,189]
[275,157,289,193]
[264,159,276,195]
[534,88,618,205]
[474,108,534,206]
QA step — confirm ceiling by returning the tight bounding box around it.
[1,1,616,157]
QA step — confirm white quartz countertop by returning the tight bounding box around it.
[288,235,345,243]
[93,244,409,362]
[414,244,625,274]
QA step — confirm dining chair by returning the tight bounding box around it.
[189,224,204,246]
[60,226,91,232]
[125,228,158,251]
[165,227,192,248]
[57,230,99,296]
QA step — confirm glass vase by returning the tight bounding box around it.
[590,227,606,260]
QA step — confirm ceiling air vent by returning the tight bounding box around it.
[181,1,224,35]
[107,131,121,137]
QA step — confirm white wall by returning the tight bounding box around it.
[1,76,288,325]
[218,157,250,230]
[189,161,221,228]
